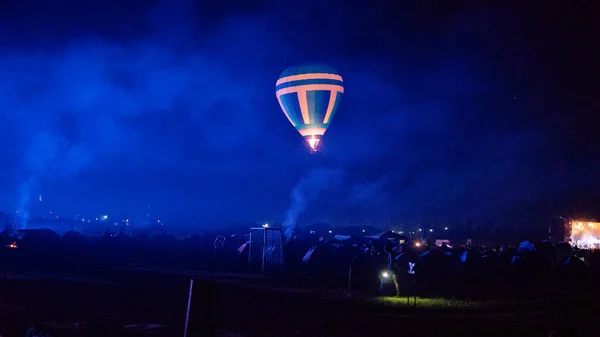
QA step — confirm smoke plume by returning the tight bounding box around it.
[16,131,93,228]
[282,167,344,238]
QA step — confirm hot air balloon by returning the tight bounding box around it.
[275,64,344,152]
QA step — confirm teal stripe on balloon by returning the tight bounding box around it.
[279,93,302,126]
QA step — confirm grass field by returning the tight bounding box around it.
[376,296,483,308]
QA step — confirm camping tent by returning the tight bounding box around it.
[366,231,409,245]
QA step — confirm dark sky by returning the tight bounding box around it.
[0,0,598,230]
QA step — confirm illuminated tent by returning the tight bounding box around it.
[511,240,555,277]
[301,244,339,287]
[276,64,344,152]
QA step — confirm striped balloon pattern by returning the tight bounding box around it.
[275,64,344,151]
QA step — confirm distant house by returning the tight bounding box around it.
[366,231,409,245]
[24,218,71,235]
[132,227,168,239]
[327,234,368,246]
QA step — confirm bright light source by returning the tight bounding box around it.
[381,271,389,278]
[102,215,108,220]
[429,229,433,232]
[391,230,395,233]
[444,227,448,230]
[362,229,366,233]
[408,262,416,275]
[328,230,332,234]
[418,229,422,232]
[307,137,319,151]
[415,242,421,247]
[571,219,600,249]
[262,223,269,228]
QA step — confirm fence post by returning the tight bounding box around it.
[183,278,194,337]
[185,279,220,337]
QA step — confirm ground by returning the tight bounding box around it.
[0,243,598,336]
[1,266,599,336]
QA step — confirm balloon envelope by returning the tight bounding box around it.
[276,64,344,151]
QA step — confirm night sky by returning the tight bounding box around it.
[0,0,598,230]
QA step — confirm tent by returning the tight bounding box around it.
[368,231,408,242]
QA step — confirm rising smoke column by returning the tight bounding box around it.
[17,177,36,228]
[16,131,63,229]
[16,131,92,229]
[282,167,343,239]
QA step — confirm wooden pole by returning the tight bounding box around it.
[347,266,352,295]
[413,274,417,309]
